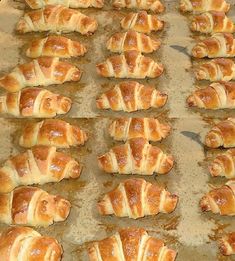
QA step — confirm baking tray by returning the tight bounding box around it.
[1,0,235,260]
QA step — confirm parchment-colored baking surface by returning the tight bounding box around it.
[1,0,235,260]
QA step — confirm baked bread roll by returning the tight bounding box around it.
[209,149,235,178]
[0,226,62,261]
[96,51,164,78]
[120,11,164,34]
[194,58,235,81]
[113,0,164,13]
[179,0,230,13]
[0,87,72,118]
[192,33,235,58]
[25,0,104,9]
[0,57,81,92]
[109,117,171,141]
[19,119,88,148]
[96,81,167,112]
[187,82,235,109]
[98,178,178,219]
[16,5,98,35]
[0,146,81,193]
[88,227,177,261]
[205,118,235,148]
[190,11,235,34]
[219,232,235,256]
[26,36,87,58]
[106,30,161,53]
[200,180,235,215]
[98,137,174,175]
[0,186,71,227]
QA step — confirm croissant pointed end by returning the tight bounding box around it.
[153,39,161,50]
[159,155,174,174]
[164,193,179,213]
[205,132,221,148]
[96,96,106,109]
[200,195,211,212]
[209,161,223,177]
[57,97,72,114]
[0,76,20,92]
[218,237,231,256]
[97,154,113,173]
[156,92,168,108]
[160,123,172,138]
[192,46,205,58]
[187,95,197,107]
[96,63,108,77]
[97,198,112,215]
[0,169,15,193]
[158,20,164,30]
[71,68,82,81]
[190,21,197,32]
[194,68,207,80]
[70,163,82,178]
[16,20,27,33]
[54,197,71,222]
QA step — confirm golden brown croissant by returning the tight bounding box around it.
[0,87,71,118]
[179,0,230,12]
[25,0,104,9]
[26,35,87,58]
[0,57,81,92]
[19,119,88,148]
[120,11,164,34]
[16,5,98,35]
[200,180,235,215]
[106,30,161,53]
[205,118,235,148]
[192,33,235,58]
[97,178,178,219]
[187,82,235,109]
[194,58,235,81]
[209,148,235,178]
[190,11,235,34]
[219,232,235,255]
[0,226,62,261]
[113,0,164,13]
[0,146,81,193]
[109,117,171,141]
[88,227,177,261]
[0,186,71,227]
[96,81,167,112]
[96,51,164,79]
[98,137,174,175]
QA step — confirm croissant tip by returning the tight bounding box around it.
[205,133,220,148]
[218,239,229,256]
[199,196,210,212]
[186,95,196,107]
[208,162,222,177]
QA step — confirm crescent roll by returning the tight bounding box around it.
[192,33,235,58]
[179,0,230,13]
[109,117,171,141]
[96,81,167,112]
[195,58,235,81]
[120,11,164,34]
[98,178,178,219]
[187,82,235,109]
[0,57,81,92]
[106,30,161,53]
[19,119,88,148]
[16,5,98,35]
[219,232,235,256]
[26,36,87,58]
[96,51,164,79]
[98,137,174,175]
[88,227,177,261]
[205,118,235,148]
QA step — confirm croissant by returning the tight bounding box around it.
[120,11,164,34]
[96,51,164,79]
[209,149,235,178]
[0,146,81,193]
[200,180,235,215]
[25,0,104,9]
[187,82,235,109]
[0,57,81,92]
[0,186,71,227]
[88,227,177,261]
[179,0,230,12]
[195,58,235,81]
[16,5,98,35]
[96,81,167,112]
[19,119,88,148]
[192,33,235,58]
[190,11,235,34]
[113,0,164,13]
[98,178,178,219]
[106,30,161,53]
[109,117,171,141]
[0,226,62,261]
[0,87,71,118]
[219,232,235,255]
[26,36,87,58]
[205,118,235,148]
[98,137,174,175]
